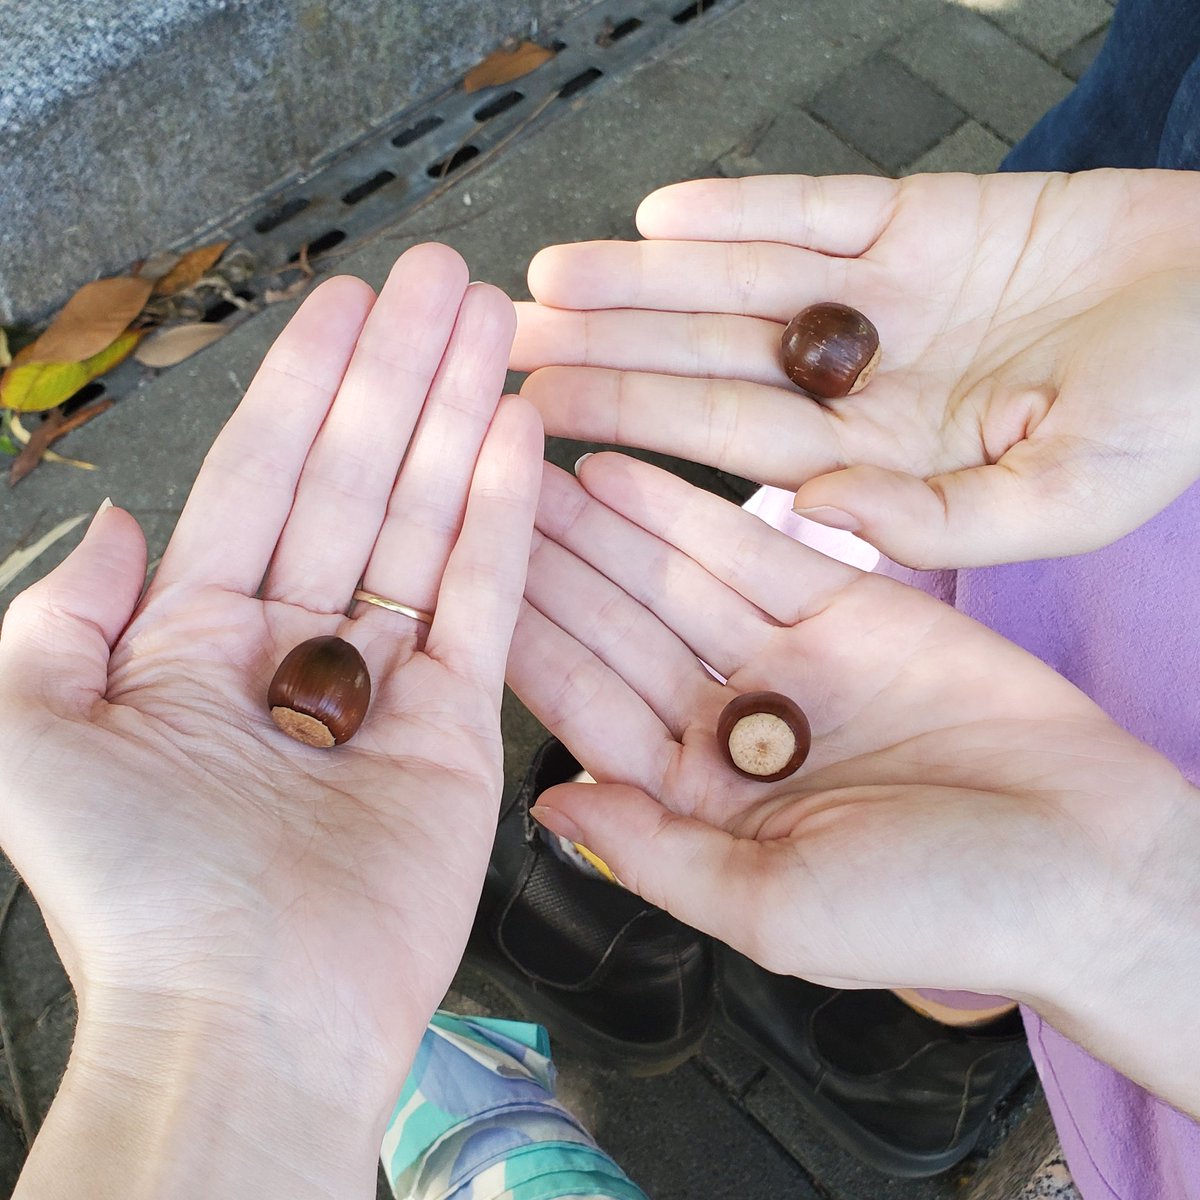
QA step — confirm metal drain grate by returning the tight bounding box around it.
[58,0,744,415]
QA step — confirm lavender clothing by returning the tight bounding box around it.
[744,482,1200,1199]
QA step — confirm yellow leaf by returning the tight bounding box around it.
[16,276,153,365]
[0,329,10,369]
[0,331,140,412]
[464,41,555,92]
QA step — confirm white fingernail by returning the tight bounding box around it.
[97,496,113,513]
[574,452,594,475]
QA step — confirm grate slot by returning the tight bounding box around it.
[342,170,398,205]
[79,0,748,406]
[559,67,603,98]
[393,115,445,148]
[474,90,525,121]
[673,0,720,24]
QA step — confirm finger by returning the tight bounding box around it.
[510,305,788,385]
[263,243,470,610]
[358,284,516,621]
[574,454,861,625]
[524,523,717,739]
[527,239,855,320]
[521,366,850,488]
[0,504,147,709]
[529,782,790,967]
[507,600,676,793]
[422,396,543,688]
[791,434,1129,569]
[634,175,900,255]
[152,274,377,594]
[535,464,772,676]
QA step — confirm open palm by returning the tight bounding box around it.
[507,453,1193,1005]
[0,244,542,1086]
[512,171,1200,566]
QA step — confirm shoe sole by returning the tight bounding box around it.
[716,1002,1001,1179]
[461,935,708,1077]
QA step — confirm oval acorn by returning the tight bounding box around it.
[717,691,811,782]
[780,302,880,400]
[267,635,371,748]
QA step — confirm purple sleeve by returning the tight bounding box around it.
[746,481,1200,1199]
[884,482,1200,1200]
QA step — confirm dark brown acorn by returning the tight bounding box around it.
[267,636,371,748]
[717,691,811,782]
[781,303,880,400]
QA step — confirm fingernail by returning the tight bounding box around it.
[792,504,861,533]
[531,804,583,844]
[90,497,114,525]
[573,452,594,476]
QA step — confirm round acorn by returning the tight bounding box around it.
[717,691,811,782]
[780,302,880,400]
[267,635,371,748]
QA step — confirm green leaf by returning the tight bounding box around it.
[0,331,140,413]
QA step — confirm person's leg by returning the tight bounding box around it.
[1001,0,1200,172]
[1159,52,1200,169]
[381,1012,649,1200]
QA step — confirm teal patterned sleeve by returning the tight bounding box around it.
[381,1010,649,1200]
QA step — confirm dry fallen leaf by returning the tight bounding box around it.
[7,403,108,485]
[0,512,89,590]
[151,241,232,297]
[0,329,10,369]
[14,276,153,365]
[0,331,140,413]
[464,41,555,92]
[134,322,230,368]
[136,250,183,282]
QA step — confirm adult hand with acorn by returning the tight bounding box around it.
[0,244,542,1200]
[506,451,1200,1121]
[511,171,1200,567]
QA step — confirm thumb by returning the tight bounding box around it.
[531,782,792,972]
[0,501,148,707]
[792,441,1125,568]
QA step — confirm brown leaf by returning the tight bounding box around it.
[151,241,232,297]
[9,399,113,486]
[15,277,154,366]
[135,250,183,282]
[464,41,555,93]
[133,322,230,368]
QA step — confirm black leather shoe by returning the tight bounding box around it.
[464,736,713,1075]
[716,945,1033,1177]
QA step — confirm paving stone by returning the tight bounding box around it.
[907,119,1009,174]
[592,1061,823,1200]
[893,7,1074,142]
[1058,23,1110,80]
[808,54,965,172]
[974,0,1112,60]
[0,880,73,1138]
[718,105,880,178]
[961,1094,1059,1200]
